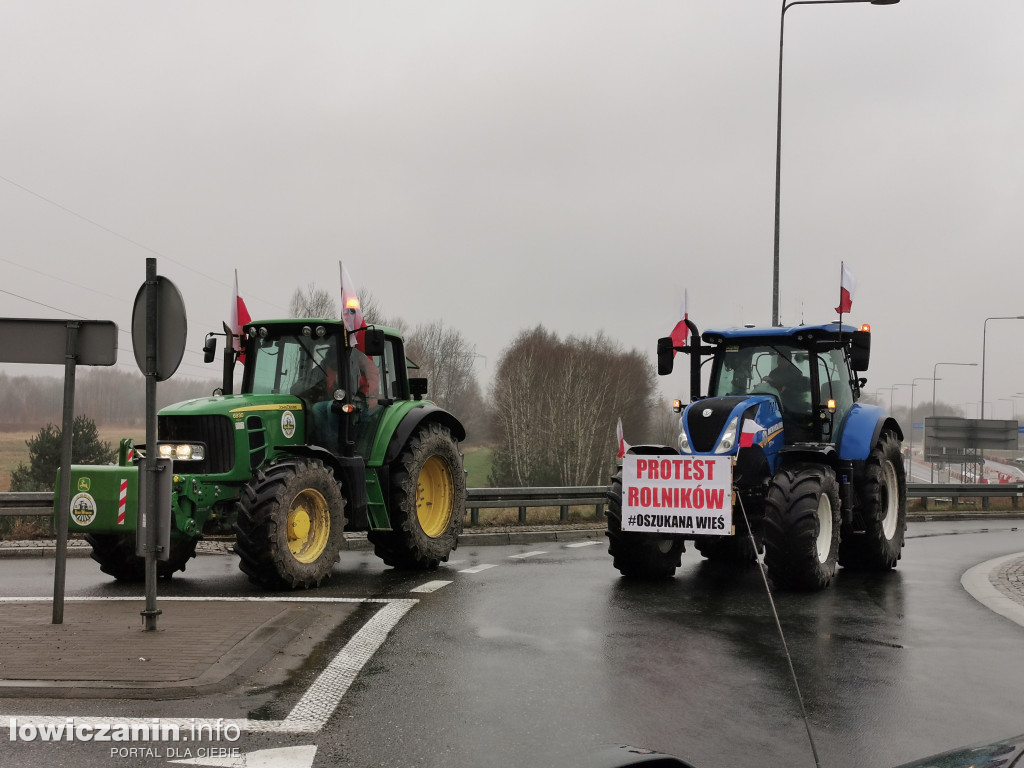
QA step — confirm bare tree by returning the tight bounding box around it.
[488,326,657,487]
[404,320,481,415]
[288,284,337,319]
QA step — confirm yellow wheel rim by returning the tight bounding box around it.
[417,456,454,538]
[286,488,331,563]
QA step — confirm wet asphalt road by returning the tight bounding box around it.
[1,519,1023,768]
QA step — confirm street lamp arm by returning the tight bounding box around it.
[772,0,900,327]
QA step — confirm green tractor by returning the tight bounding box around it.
[57,319,466,589]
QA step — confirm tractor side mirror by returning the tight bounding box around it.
[203,334,217,364]
[656,337,675,376]
[850,330,870,371]
[363,328,386,357]
[409,377,428,401]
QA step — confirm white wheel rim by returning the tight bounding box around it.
[816,493,833,563]
[880,459,899,540]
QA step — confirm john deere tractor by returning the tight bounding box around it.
[606,320,906,590]
[57,319,466,589]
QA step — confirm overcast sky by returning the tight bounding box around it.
[2,0,1022,420]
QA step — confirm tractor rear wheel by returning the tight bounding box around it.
[369,423,465,569]
[839,430,907,571]
[605,473,684,579]
[764,465,841,591]
[234,458,345,589]
[85,533,198,582]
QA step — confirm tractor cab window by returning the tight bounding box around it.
[250,333,338,398]
[817,348,854,427]
[713,344,811,408]
[713,343,814,440]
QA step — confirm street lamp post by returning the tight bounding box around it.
[981,315,1024,419]
[979,316,1024,483]
[771,0,901,326]
[890,383,911,414]
[930,362,977,480]
[907,377,931,476]
[932,362,977,419]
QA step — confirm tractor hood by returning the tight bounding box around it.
[679,395,784,456]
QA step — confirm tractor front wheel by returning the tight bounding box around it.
[840,430,907,571]
[764,465,841,591]
[369,423,465,569]
[86,533,198,582]
[234,458,345,589]
[606,473,685,579]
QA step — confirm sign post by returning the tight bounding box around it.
[131,258,187,631]
[0,317,117,624]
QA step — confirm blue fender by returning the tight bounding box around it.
[837,404,903,461]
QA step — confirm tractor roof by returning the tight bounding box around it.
[244,318,402,337]
[702,322,860,346]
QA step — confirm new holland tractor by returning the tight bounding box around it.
[56,319,466,589]
[606,319,906,590]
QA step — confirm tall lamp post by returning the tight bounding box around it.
[931,362,977,480]
[771,0,901,326]
[907,377,933,478]
[932,362,977,419]
[890,383,911,414]
[980,316,1024,483]
[980,315,1024,419]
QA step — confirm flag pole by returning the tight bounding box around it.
[837,261,844,329]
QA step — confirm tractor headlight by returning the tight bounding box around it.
[716,417,739,454]
[158,443,206,461]
[678,423,692,454]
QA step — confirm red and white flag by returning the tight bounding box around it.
[835,263,856,315]
[340,262,366,349]
[669,290,689,356]
[739,419,762,448]
[231,269,252,362]
[616,417,631,459]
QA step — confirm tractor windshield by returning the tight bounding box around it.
[249,333,340,398]
[712,343,811,409]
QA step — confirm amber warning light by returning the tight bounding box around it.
[860,324,871,332]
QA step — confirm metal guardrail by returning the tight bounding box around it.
[466,486,607,524]
[3,482,1021,526]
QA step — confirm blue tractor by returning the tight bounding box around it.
[606,319,906,590]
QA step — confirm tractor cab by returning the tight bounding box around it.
[238,319,419,458]
[661,321,870,446]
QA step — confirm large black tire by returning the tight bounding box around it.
[839,430,907,571]
[764,465,841,591]
[368,423,465,569]
[605,473,685,579]
[85,533,198,582]
[234,458,345,589]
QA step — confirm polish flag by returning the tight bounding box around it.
[835,263,856,315]
[616,417,631,459]
[739,419,762,448]
[232,269,252,363]
[669,290,689,357]
[340,262,366,349]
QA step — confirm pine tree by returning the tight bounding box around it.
[9,416,116,492]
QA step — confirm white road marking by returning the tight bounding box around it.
[0,596,415,734]
[564,541,600,548]
[458,563,498,574]
[508,551,546,559]
[409,580,452,593]
[169,744,317,767]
